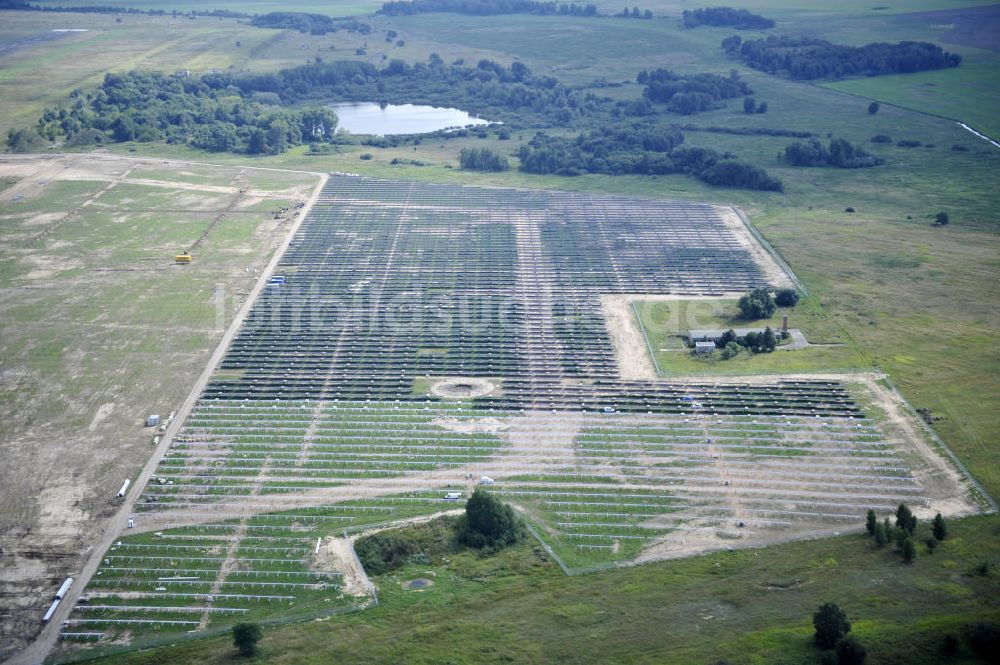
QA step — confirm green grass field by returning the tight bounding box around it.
[67,514,1000,665]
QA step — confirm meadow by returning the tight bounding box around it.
[66,514,1000,665]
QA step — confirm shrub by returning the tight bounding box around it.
[845,207,855,213]
[933,212,949,226]
[774,288,799,307]
[233,622,262,657]
[459,147,509,172]
[359,153,373,160]
[813,602,851,649]
[897,139,921,147]
[355,533,416,575]
[6,128,46,153]
[721,341,741,360]
[871,134,892,143]
[868,101,879,115]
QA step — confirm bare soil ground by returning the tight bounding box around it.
[716,206,795,289]
[0,153,316,660]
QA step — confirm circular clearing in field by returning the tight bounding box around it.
[431,377,496,399]
[402,578,434,590]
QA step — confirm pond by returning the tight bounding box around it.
[329,102,491,136]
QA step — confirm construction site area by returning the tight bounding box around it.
[0,154,318,661]
[17,174,977,657]
[2,169,984,660]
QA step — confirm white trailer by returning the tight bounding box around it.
[42,598,60,623]
[116,479,131,499]
[55,577,73,600]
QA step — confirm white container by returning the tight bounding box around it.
[55,578,73,600]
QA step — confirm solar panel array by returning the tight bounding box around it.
[63,176,925,643]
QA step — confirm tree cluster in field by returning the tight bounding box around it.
[32,71,339,155]
[232,623,262,657]
[379,0,598,17]
[250,12,371,35]
[738,286,783,319]
[722,35,962,80]
[782,138,884,168]
[678,124,812,139]
[516,127,783,191]
[682,7,774,30]
[638,68,752,115]
[712,327,779,358]
[456,489,525,552]
[614,6,653,19]
[864,504,948,563]
[459,147,510,171]
[356,490,524,575]
[742,97,767,114]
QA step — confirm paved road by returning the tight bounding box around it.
[6,163,328,665]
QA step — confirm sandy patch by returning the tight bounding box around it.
[88,403,114,432]
[716,206,795,289]
[431,377,497,399]
[432,416,509,435]
[316,538,376,598]
[601,295,658,380]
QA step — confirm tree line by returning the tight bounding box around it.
[379,0,598,16]
[723,34,962,80]
[221,57,595,128]
[638,68,752,115]
[516,127,783,190]
[783,138,884,168]
[682,7,774,30]
[31,71,338,155]
[250,12,371,34]
[20,55,793,192]
[0,0,246,17]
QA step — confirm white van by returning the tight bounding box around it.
[443,492,462,501]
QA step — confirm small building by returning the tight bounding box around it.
[146,414,161,428]
[694,341,716,354]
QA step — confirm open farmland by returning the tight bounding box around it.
[0,154,319,660]
[49,176,982,652]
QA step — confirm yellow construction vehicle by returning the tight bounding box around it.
[175,254,192,264]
